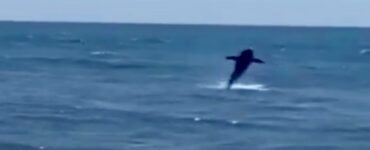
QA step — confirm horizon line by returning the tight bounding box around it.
[1,19,369,29]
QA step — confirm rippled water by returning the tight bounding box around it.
[0,22,370,150]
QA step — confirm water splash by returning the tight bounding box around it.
[198,81,269,91]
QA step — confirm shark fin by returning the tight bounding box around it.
[253,58,265,64]
[226,56,238,61]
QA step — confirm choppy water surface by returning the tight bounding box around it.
[0,22,370,150]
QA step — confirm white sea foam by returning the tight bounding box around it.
[230,120,240,125]
[360,49,370,55]
[193,117,201,122]
[90,51,117,56]
[198,81,270,91]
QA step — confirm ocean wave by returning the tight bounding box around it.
[90,51,118,56]
[149,74,174,79]
[320,125,370,134]
[89,51,125,58]
[291,97,339,104]
[5,56,153,70]
[249,115,304,123]
[4,56,192,71]
[0,33,85,45]
[261,104,323,112]
[360,49,370,55]
[11,114,117,125]
[57,38,85,44]
[53,31,86,44]
[262,144,340,150]
[0,34,34,43]
[0,142,41,150]
[189,93,242,102]
[179,116,295,131]
[86,101,289,131]
[131,37,170,44]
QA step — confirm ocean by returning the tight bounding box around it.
[0,21,370,150]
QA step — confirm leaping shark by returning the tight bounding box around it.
[226,49,264,89]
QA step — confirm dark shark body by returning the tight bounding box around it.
[226,49,264,89]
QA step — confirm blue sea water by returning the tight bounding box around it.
[0,21,370,150]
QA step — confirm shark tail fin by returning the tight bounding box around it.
[226,56,238,61]
[253,58,265,64]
